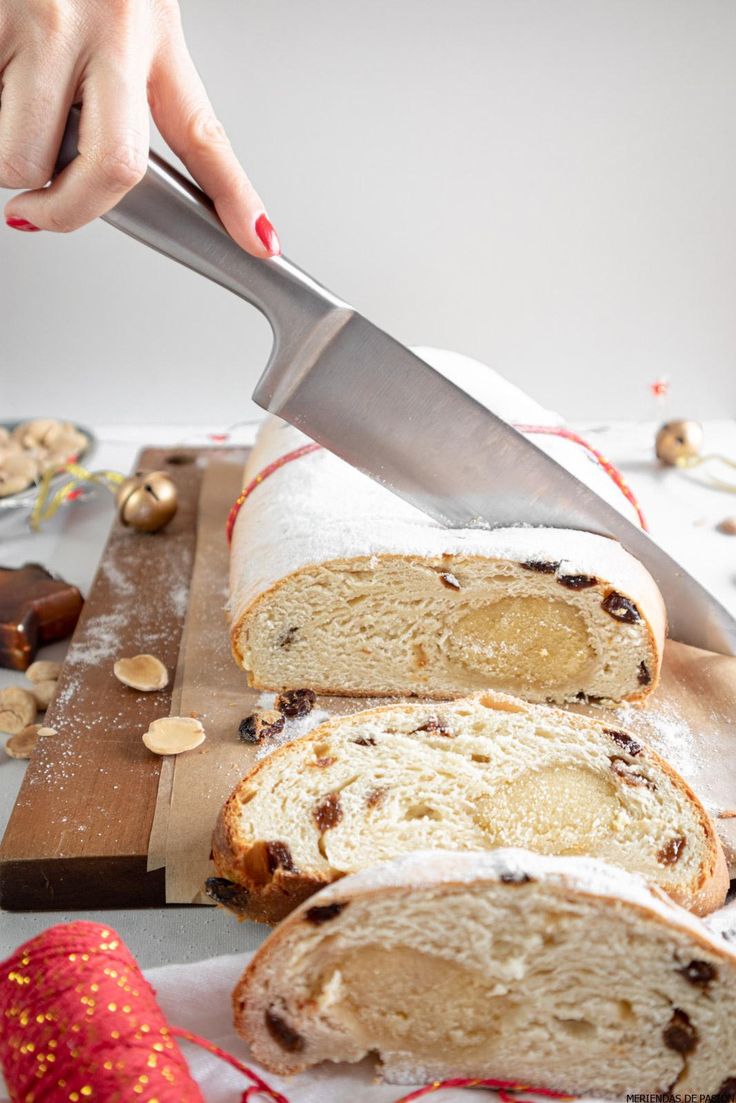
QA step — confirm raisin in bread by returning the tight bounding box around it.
[212,691,727,923]
[229,352,665,705]
[233,848,736,1095]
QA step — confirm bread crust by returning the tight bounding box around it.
[212,690,726,923]
[211,794,333,924]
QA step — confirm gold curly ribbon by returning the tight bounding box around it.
[29,462,125,531]
[675,453,736,493]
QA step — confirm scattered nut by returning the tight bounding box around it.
[31,679,57,710]
[0,451,39,497]
[276,688,316,718]
[238,709,285,744]
[25,660,61,684]
[717,516,736,535]
[0,420,87,498]
[0,687,37,734]
[37,726,57,737]
[114,654,169,692]
[5,724,41,759]
[142,716,205,755]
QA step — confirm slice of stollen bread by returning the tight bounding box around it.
[232,847,736,1096]
[211,691,727,923]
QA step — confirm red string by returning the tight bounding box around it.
[171,1026,290,1103]
[392,1077,573,1102]
[226,426,646,543]
[513,424,648,531]
[226,443,322,544]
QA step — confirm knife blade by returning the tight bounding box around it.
[55,110,736,656]
[253,310,736,655]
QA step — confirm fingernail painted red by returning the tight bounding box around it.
[6,217,41,232]
[255,213,280,256]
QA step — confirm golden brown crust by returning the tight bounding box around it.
[212,690,726,922]
[212,785,332,925]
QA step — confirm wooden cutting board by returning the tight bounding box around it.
[0,446,246,911]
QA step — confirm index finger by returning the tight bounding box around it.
[149,34,279,257]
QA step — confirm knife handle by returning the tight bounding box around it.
[55,108,349,349]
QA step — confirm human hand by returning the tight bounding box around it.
[0,0,279,255]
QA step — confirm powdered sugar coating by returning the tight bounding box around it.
[229,350,660,626]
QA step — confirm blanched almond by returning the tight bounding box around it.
[143,716,205,756]
[26,660,61,684]
[31,679,57,710]
[5,724,41,759]
[0,687,37,734]
[114,654,169,692]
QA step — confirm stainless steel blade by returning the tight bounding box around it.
[55,110,736,656]
[254,312,736,656]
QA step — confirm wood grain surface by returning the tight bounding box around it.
[0,446,245,910]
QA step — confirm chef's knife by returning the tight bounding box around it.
[56,111,736,656]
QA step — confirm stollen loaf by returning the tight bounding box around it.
[232,848,736,1096]
[229,350,666,704]
[211,691,727,923]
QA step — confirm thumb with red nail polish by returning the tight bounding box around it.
[255,213,281,257]
[6,217,41,232]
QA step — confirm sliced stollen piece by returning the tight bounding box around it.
[233,848,736,1095]
[229,352,666,704]
[212,691,727,923]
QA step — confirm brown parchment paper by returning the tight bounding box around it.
[149,457,736,903]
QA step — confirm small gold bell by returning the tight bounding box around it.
[655,419,704,466]
[116,471,178,533]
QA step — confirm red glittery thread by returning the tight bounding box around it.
[513,425,648,531]
[393,1078,573,1102]
[226,442,322,544]
[226,426,647,543]
[0,921,286,1103]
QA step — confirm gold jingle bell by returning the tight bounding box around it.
[116,470,178,533]
[655,419,704,466]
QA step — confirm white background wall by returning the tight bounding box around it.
[2,0,736,425]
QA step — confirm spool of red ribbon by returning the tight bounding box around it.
[0,921,287,1103]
